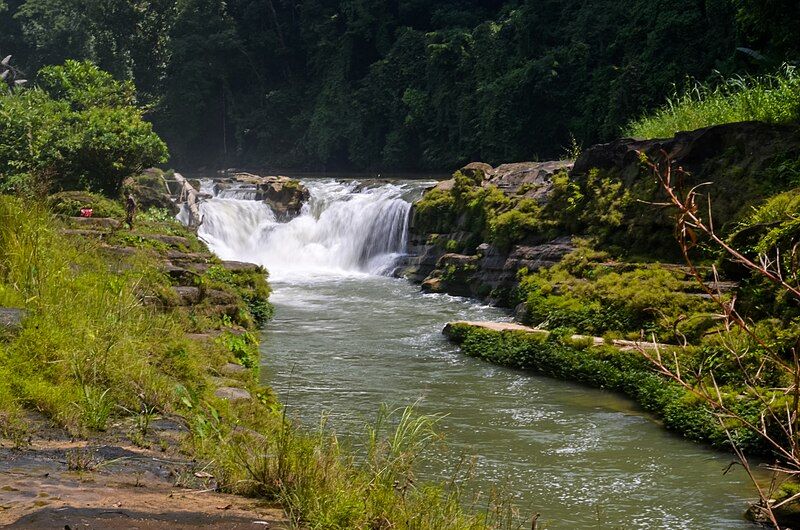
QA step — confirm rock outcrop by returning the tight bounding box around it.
[232,173,310,218]
[401,121,800,306]
[573,121,800,233]
[399,159,576,302]
[123,169,180,215]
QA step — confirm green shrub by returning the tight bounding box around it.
[448,325,747,449]
[516,247,713,341]
[0,60,168,195]
[204,265,273,327]
[48,190,125,218]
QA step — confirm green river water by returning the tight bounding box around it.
[261,275,761,530]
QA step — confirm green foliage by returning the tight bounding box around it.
[196,403,518,530]
[447,324,764,451]
[413,188,456,233]
[516,247,714,342]
[216,331,259,369]
[204,265,273,328]
[415,166,636,253]
[626,66,800,140]
[0,60,167,195]
[5,0,796,169]
[48,190,125,218]
[0,195,224,435]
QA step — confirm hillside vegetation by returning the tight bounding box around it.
[0,57,526,529]
[1,0,798,169]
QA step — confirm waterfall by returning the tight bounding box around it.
[191,179,422,281]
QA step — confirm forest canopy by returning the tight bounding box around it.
[1,0,798,170]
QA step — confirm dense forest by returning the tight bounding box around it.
[1,0,799,170]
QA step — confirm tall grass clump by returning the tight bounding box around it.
[200,404,522,530]
[0,195,220,435]
[626,65,800,139]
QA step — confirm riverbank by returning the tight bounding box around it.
[0,191,289,526]
[441,322,738,449]
[396,120,800,523]
[258,274,761,529]
[0,184,531,529]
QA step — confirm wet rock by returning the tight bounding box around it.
[421,254,480,297]
[232,173,310,219]
[214,387,252,402]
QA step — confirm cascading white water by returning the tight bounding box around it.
[192,179,424,281]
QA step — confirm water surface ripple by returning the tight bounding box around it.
[262,276,759,530]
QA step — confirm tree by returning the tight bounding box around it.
[0,60,167,195]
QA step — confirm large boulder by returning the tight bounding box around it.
[233,173,310,218]
[573,121,800,231]
[122,169,179,215]
[484,160,573,201]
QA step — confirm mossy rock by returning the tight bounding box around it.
[48,191,125,219]
[121,170,178,215]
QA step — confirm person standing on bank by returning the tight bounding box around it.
[125,193,137,229]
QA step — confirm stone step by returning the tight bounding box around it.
[170,287,239,307]
[60,229,107,238]
[58,216,122,230]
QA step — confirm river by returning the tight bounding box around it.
[194,178,761,529]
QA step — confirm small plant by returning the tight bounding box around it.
[66,447,102,472]
[77,387,113,432]
[139,207,177,223]
[217,331,259,369]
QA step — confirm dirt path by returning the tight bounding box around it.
[0,424,288,529]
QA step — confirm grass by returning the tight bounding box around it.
[626,65,800,139]
[194,403,523,530]
[0,195,230,436]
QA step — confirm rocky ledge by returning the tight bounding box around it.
[398,121,800,308]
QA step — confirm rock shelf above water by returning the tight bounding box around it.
[443,321,666,351]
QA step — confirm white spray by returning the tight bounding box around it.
[190,180,421,281]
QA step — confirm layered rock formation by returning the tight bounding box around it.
[400,121,800,306]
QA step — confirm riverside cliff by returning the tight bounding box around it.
[399,121,800,313]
